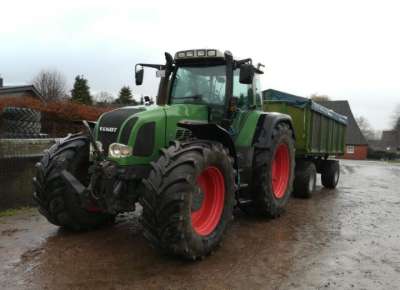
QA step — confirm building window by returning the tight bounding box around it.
[346,145,355,154]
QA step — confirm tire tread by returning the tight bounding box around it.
[141,140,235,260]
[33,133,114,230]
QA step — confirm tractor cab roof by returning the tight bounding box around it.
[174,49,264,74]
[174,49,225,61]
[174,49,227,66]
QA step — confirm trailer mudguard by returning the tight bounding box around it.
[178,121,238,169]
[252,112,295,149]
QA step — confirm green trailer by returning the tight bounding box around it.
[263,89,347,197]
[263,89,347,156]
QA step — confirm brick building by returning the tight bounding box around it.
[319,100,368,160]
[0,77,43,101]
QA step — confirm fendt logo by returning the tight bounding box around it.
[99,127,118,133]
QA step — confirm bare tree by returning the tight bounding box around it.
[94,91,114,106]
[356,116,379,140]
[310,94,331,102]
[32,69,67,101]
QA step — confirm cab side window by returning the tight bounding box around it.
[254,76,262,109]
[233,70,253,109]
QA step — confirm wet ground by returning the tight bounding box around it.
[1,160,400,290]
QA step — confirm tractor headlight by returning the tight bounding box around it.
[109,143,132,158]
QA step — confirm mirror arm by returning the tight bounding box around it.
[235,58,252,67]
[137,63,165,70]
[255,63,265,74]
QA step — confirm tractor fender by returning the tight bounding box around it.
[253,112,296,149]
[178,121,238,169]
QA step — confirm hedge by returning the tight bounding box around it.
[0,97,114,137]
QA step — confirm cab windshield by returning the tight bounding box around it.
[170,65,226,105]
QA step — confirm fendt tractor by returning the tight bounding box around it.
[33,49,347,260]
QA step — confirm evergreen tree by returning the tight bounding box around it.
[116,86,137,105]
[71,75,92,105]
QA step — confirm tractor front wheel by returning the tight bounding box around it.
[33,134,115,230]
[141,140,235,260]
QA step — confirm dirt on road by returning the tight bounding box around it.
[1,160,400,290]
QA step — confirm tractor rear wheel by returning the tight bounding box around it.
[141,140,235,260]
[33,133,115,230]
[245,123,295,217]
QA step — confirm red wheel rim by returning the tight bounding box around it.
[191,166,225,236]
[272,143,290,199]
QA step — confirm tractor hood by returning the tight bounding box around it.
[95,104,208,166]
[95,105,164,160]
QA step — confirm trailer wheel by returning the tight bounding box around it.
[245,123,295,217]
[32,133,115,230]
[141,140,235,260]
[321,160,340,189]
[292,160,317,198]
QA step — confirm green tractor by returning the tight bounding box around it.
[33,49,298,260]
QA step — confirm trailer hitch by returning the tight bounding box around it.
[60,160,124,213]
[59,121,126,212]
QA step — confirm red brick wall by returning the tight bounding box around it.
[338,144,368,160]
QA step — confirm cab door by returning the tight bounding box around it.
[231,69,258,139]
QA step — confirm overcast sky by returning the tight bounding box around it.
[1,0,399,130]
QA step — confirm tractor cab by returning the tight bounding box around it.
[135,49,264,127]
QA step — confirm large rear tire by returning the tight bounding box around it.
[244,123,295,217]
[2,107,41,122]
[3,120,41,134]
[141,140,236,260]
[33,133,115,230]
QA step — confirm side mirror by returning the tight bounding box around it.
[144,96,153,106]
[135,65,144,86]
[239,64,255,84]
